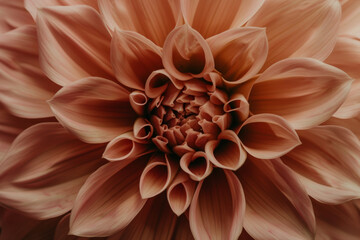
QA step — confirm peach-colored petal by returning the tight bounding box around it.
[0,123,105,219]
[247,0,341,69]
[69,157,149,237]
[108,194,179,240]
[133,117,153,140]
[181,0,264,38]
[25,0,99,20]
[0,0,33,34]
[37,5,113,86]
[190,169,245,240]
[0,209,60,240]
[0,26,60,118]
[129,91,148,116]
[313,200,360,240]
[167,171,196,216]
[163,24,214,80]
[111,30,163,90]
[237,159,315,240]
[207,27,267,86]
[49,77,137,144]
[282,126,360,204]
[171,215,194,240]
[145,69,172,98]
[325,37,360,119]
[239,114,300,159]
[180,151,213,181]
[99,0,181,46]
[324,115,360,140]
[139,153,178,199]
[103,132,154,162]
[239,230,255,240]
[339,0,360,37]
[205,130,246,170]
[249,58,352,129]
[224,93,249,122]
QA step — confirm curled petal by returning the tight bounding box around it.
[339,0,360,37]
[129,91,148,116]
[207,27,268,86]
[103,132,154,161]
[49,77,137,143]
[247,0,341,69]
[190,169,245,240]
[140,153,178,199]
[133,117,154,141]
[167,172,196,216]
[37,6,113,86]
[0,26,59,118]
[99,0,181,46]
[111,30,163,90]
[70,158,148,237]
[249,58,352,129]
[282,125,360,204]
[239,114,300,159]
[0,123,105,219]
[180,151,213,181]
[145,69,171,98]
[181,0,264,38]
[237,159,315,240]
[224,93,249,122]
[205,130,246,170]
[163,24,214,80]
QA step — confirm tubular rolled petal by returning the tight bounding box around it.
[180,151,213,181]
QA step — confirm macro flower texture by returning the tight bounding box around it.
[0,0,360,239]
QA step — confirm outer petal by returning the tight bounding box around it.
[163,24,214,80]
[0,26,60,118]
[314,200,360,240]
[237,159,315,240]
[339,0,360,37]
[190,169,245,240]
[49,77,137,144]
[111,30,163,90]
[0,123,105,219]
[181,0,264,38]
[249,58,352,129]
[239,114,300,159]
[324,115,360,140]
[99,0,181,46]
[37,5,113,86]
[207,27,268,86]
[282,125,360,204]
[247,0,341,69]
[69,157,148,237]
[325,37,360,119]
[0,0,33,34]
[0,209,60,240]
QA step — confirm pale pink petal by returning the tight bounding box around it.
[247,0,341,69]
[282,126,360,204]
[25,0,99,20]
[103,132,154,161]
[0,0,33,34]
[48,77,137,144]
[180,151,213,181]
[0,26,60,118]
[181,0,264,38]
[145,69,174,98]
[325,37,360,119]
[205,130,246,170]
[249,58,352,129]
[224,93,249,122]
[111,30,163,90]
[0,209,60,240]
[339,0,360,37]
[324,115,360,139]
[140,153,178,198]
[129,91,148,116]
[314,200,360,240]
[207,27,267,86]
[237,159,315,240]
[167,171,196,216]
[37,5,113,86]
[69,158,149,237]
[99,0,181,46]
[0,123,105,219]
[108,194,179,240]
[133,117,153,140]
[190,169,245,240]
[163,24,214,80]
[239,114,300,159]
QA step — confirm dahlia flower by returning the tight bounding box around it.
[0,0,360,239]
